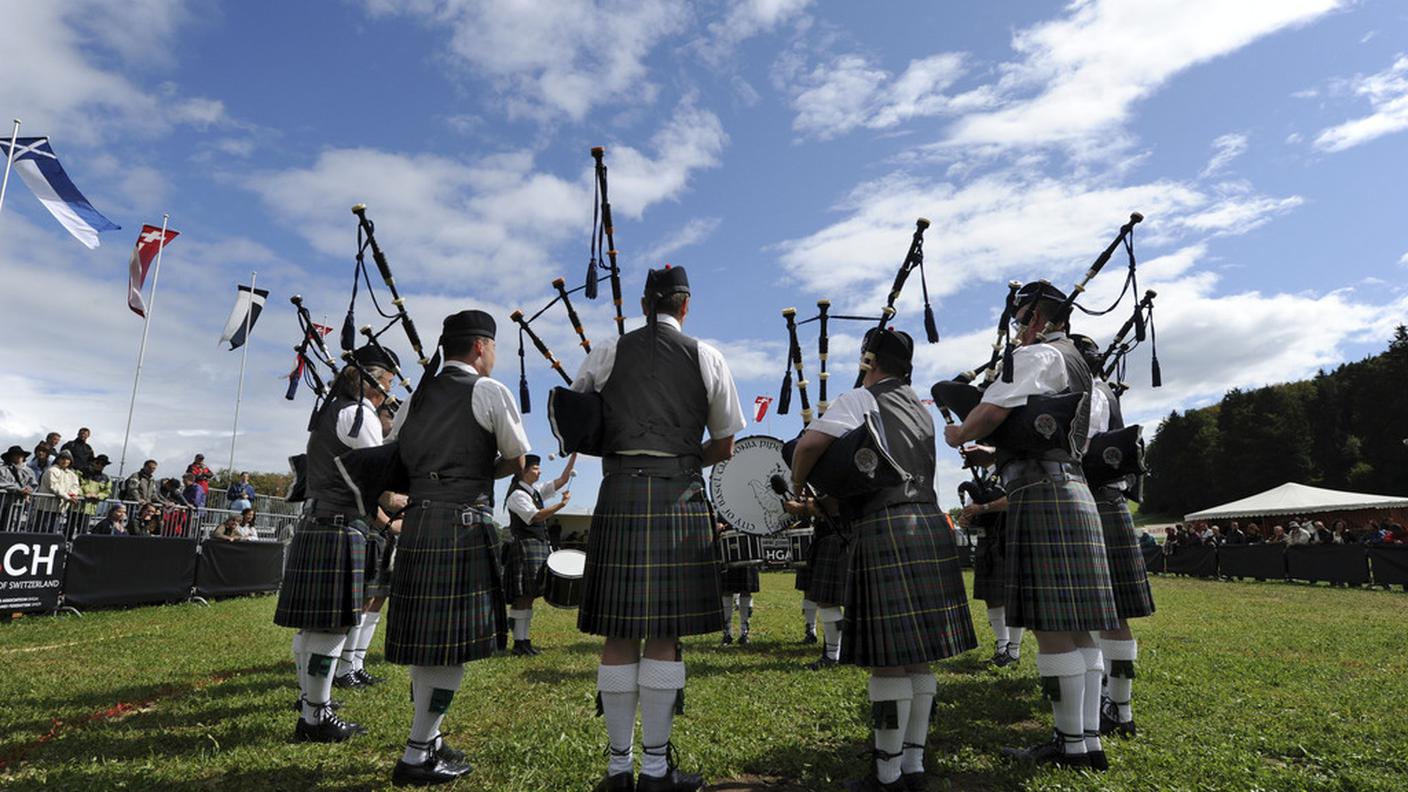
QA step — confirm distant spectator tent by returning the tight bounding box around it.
[1185,482,1408,525]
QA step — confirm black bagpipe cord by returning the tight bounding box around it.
[585,173,601,300]
[518,326,532,414]
[919,248,939,345]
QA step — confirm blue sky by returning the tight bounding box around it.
[2,0,1406,513]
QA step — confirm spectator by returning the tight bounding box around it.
[239,507,256,531]
[38,450,83,533]
[1246,522,1264,544]
[1268,525,1287,544]
[213,515,245,541]
[80,454,114,515]
[1331,520,1349,544]
[1387,522,1408,544]
[181,473,206,512]
[123,460,159,503]
[134,502,161,536]
[27,443,53,483]
[226,472,255,511]
[1224,521,1246,545]
[59,428,94,473]
[185,454,213,497]
[158,477,188,506]
[1313,520,1333,544]
[1288,521,1313,545]
[91,504,129,535]
[1138,530,1158,549]
[1,445,37,529]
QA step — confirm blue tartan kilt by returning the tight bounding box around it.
[577,470,723,639]
[804,529,851,606]
[971,521,1007,604]
[720,563,760,594]
[274,515,366,631]
[843,503,977,668]
[385,503,504,666]
[1094,488,1155,620]
[1004,475,1120,632]
[504,534,551,600]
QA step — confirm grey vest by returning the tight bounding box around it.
[508,482,547,540]
[601,323,709,458]
[994,334,1095,466]
[305,396,359,511]
[858,378,939,514]
[398,366,497,505]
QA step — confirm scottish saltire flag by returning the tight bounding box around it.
[219,284,270,350]
[0,137,120,249]
[127,225,180,317]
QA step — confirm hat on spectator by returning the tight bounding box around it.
[92,455,110,466]
[3,445,28,462]
[57,449,73,461]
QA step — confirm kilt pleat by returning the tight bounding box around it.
[804,530,850,606]
[364,529,396,600]
[843,503,977,668]
[971,522,1006,603]
[720,564,760,594]
[504,535,551,600]
[1095,490,1155,620]
[1004,477,1119,632]
[577,471,723,639]
[273,516,366,630]
[793,565,812,593]
[385,503,503,666]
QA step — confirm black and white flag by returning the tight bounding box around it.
[219,284,270,350]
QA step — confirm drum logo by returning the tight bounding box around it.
[854,448,879,475]
[1034,413,1058,439]
[1102,446,1123,469]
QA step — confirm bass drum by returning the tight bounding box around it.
[709,435,798,536]
[543,549,587,609]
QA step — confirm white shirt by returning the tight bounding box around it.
[980,344,1068,409]
[336,398,385,449]
[1088,385,1112,436]
[506,479,560,525]
[571,314,747,443]
[809,380,893,444]
[388,360,531,459]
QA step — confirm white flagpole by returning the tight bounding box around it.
[0,119,21,219]
[227,271,256,479]
[118,215,170,479]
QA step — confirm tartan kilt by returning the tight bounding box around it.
[364,528,396,600]
[804,530,851,606]
[273,515,366,630]
[971,519,1007,603]
[504,534,551,600]
[578,470,723,639]
[1094,488,1155,620]
[1004,476,1120,632]
[793,565,812,593]
[385,503,504,666]
[720,563,760,594]
[843,503,977,668]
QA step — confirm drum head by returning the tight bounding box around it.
[546,549,587,577]
[709,435,798,536]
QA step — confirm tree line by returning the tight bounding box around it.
[1142,326,1408,516]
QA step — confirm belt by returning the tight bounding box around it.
[410,499,495,526]
[602,455,701,476]
[307,499,361,523]
[999,459,1085,488]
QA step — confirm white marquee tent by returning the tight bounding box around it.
[1184,482,1408,522]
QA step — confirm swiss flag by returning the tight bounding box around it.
[128,224,180,317]
[754,395,773,423]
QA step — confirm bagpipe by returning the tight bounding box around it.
[344,203,431,386]
[287,294,398,432]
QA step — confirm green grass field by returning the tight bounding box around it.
[1,573,1404,791]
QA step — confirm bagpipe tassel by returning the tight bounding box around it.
[519,374,532,415]
[778,369,793,415]
[1150,354,1162,388]
[1134,306,1147,342]
[585,258,599,300]
[340,310,356,353]
[1001,342,1015,383]
[923,303,940,344]
[284,371,300,401]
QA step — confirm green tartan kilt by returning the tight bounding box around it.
[364,528,396,600]
[720,563,760,594]
[577,470,723,639]
[1004,475,1120,632]
[1094,488,1155,620]
[385,503,504,666]
[804,529,851,606]
[504,534,551,600]
[273,515,366,630]
[971,518,1007,604]
[843,503,977,668]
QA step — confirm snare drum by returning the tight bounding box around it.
[717,529,764,568]
[543,549,587,609]
[785,527,815,569]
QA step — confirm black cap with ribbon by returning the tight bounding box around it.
[861,326,915,381]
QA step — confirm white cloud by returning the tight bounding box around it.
[641,217,723,263]
[787,52,978,139]
[1200,132,1250,178]
[1399,252,1408,267]
[703,0,813,54]
[1313,55,1408,152]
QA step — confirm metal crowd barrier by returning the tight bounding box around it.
[0,492,299,541]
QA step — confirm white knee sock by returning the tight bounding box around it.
[598,663,639,777]
[337,614,364,676]
[868,675,913,784]
[738,595,753,633]
[403,665,465,764]
[1102,638,1138,722]
[301,631,349,723]
[802,599,818,630]
[902,672,936,774]
[354,611,380,672]
[638,658,685,780]
[1079,646,1104,752]
[819,606,844,660]
[291,631,306,678]
[986,607,1009,654]
[721,595,736,634]
[1036,650,1086,756]
[1007,627,1025,658]
[510,609,532,642]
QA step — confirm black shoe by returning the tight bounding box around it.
[721,632,733,645]
[391,754,472,786]
[1100,700,1137,738]
[432,734,466,765]
[511,641,534,657]
[807,654,839,671]
[738,632,750,645]
[353,668,385,686]
[594,771,635,792]
[333,672,366,689]
[803,628,818,644]
[844,775,906,792]
[988,650,1013,667]
[293,713,364,743]
[900,771,928,791]
[1000,734,1089,768]
[1086,749,1109,772]
[637,768,703,792]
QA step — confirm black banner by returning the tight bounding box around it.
[195,539,285,598]
[63,536,198,609]
[1164,544,1218,577]
[1218,545,1286,581]
[0,532,66,613]
[1141,544,1165,574]
[1369,546,1408,586]
[1287,544,1370,585]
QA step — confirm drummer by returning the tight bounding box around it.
[715,518,759,645]
[504,452,578,656]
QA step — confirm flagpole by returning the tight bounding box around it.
[0,119,21,219]
[227,271,256,480]
[118,214,170,479]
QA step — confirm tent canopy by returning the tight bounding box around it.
[1185,482,1408,522]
